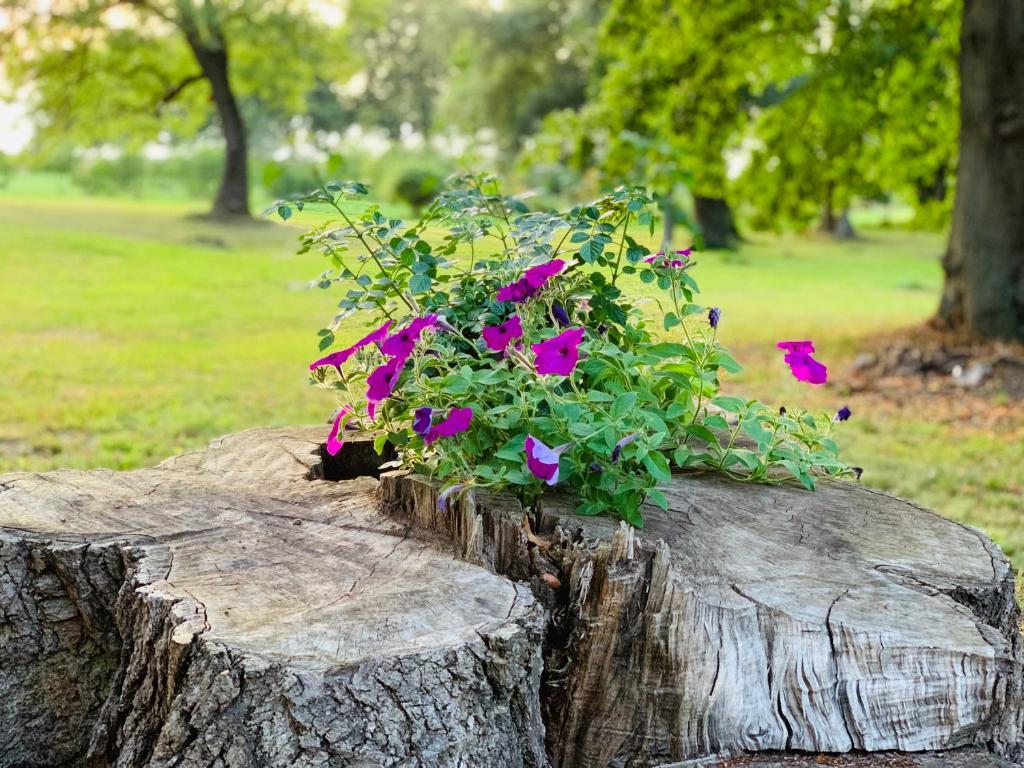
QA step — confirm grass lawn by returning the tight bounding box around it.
[2,189,1021,569]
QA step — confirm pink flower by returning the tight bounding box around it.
[325,405,354,456]
[423,407,473,444]
[496,259,565,303]
[532,327,585,376]
[776,340,828,385]
[524,435,571,486]
[645,249,692,268]
[482,315,523,351]
[309,320,392,371]
[380,315,439,358]
[523,258,565,288]
[366,356,406,419]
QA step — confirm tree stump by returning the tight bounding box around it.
[379,471,1024,767]
[0,427,545,768]
[1,426,1022,768]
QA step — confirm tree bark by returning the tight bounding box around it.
[3,427,1023,767]
[694,195,740,249]
[937,0,1024,341]
[183,32,251,219]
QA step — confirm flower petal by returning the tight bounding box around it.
[532,327,585,376]
[309,320,393,371]
[325,405,354,456]
[424,407,473,444]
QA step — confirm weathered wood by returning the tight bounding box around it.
[379,469,1024,767]
[0,427,546,767]
[3,426,1022,768]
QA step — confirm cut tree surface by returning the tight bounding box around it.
[380,469,1024,767]
[0,427,545,768]
[2,426,1022,768]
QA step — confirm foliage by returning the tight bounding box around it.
[277,174,854,526]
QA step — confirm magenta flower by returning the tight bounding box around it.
[366,356,405,419]
[380,315,439,358]
[482,315,524,351]
[496,278,537,303]
[611,433,639,463]
[309,320,393,371]
[645,249,692,268]
[532,327,585,376]
[325,405,354,456]
[523,258,565,288]
[776,340,828,385]
[412,406,434,436]
[496,259,565,303]
[524,435,571,486]
[424,407,473,444]
[836,405,852,422]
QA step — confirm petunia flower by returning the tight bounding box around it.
[644,249,692,268]
[380,315,439,358]
[523,258,565,288]
[309,320,393,371]
[482,315,524,351]
[524,435,572,486]
[437,483,467,513]
[366,356,406,419]
[852,466,864,480]
[532,327,585,376]
[552,302,571,327]
[776,340,828,385]
[424,407,473,444]
[496,278,537,303]
[611,433,639,463]
[708,307,721,329]
[835,405,852,422]
[412,406,434,436]
[325,405,354,456]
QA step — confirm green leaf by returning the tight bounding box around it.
[317,331,335,352]
[710,395,746,414]
[645,488,669,511]
[373,433,388,455]
[612,391,638,418]
[642,451,672,481]
[409,274,432,294]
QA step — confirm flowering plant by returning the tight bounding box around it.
[276,174,855,527]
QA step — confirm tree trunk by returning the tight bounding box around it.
[187,40,250,219]
[694,195,740,249]
[937,0,1024,341]
[3,427,1023,767]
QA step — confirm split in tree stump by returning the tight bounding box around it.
[1,425,1022,768]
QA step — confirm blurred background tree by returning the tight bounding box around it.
[2,0,348,218]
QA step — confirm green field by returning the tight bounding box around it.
[2,189,1022,568]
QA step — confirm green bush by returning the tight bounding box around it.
[71,154,147,197]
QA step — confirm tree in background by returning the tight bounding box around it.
[441,0,603,156]
[937,0,1024,341]
[2,0,346,218]
[738,0,958,238]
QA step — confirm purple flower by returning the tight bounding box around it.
[532,327,585,376]
[524,435,571,486]
[853,466,864,480]
[309,320,393,371]
[380,315,439,358]
[496,278,537,304]
[779,406,787,416]
[325,405,354,456]
[836,405,852,422]
[552,302,571,327]
[437,483,467,513]
[611,433,639,463]
[708,307,721,329]
[366,356,405,419]
[589,463,604,474]
[776,340,828,385]
[412,406,434,436]
[424,407,473,444]
[496,259,565,303]
[644,249,692,268]
[523,258,565,289]
[482,315,523,352]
